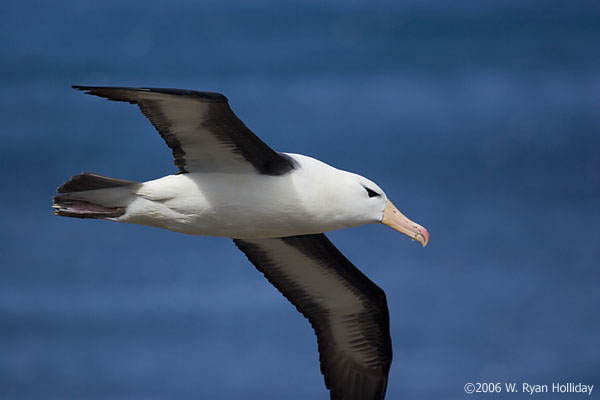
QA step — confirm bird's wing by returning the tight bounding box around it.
[234,234,392,400]
[73,86,296,175]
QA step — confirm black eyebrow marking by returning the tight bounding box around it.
[364,187,380,198]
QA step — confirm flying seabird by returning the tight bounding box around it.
[53,86,429,400]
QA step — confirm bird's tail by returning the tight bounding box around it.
[53,172,140,219]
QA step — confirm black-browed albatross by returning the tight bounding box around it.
[53,86,429,400]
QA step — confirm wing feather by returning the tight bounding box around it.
[234,234,392,400]
[73,86,296,175]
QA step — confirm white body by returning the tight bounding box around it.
[76,154,388,239]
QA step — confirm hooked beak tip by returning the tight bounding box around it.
[415,228,429,247]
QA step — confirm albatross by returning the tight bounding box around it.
[53,86,429,400]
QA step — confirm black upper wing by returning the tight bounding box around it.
[234,234,392,400]
[73,86,296,175]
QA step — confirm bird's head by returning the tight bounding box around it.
[339,171,429,247]
[292,154,429,245]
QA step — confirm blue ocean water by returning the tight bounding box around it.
[1,1,599,399]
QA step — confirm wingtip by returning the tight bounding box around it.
[71,85,228,102]
[72,85,95,94]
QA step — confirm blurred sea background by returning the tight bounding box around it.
[1,0,599,399]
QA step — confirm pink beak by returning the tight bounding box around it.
[381,200,429,247]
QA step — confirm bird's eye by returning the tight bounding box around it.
[364,187,380,198]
